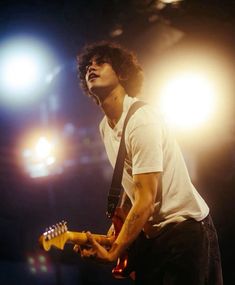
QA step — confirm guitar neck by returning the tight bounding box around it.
[68,231,112,247]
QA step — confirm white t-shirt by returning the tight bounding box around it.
[99,95,209,232]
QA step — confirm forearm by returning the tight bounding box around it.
[110,198,154,258]
[107,173,160,261]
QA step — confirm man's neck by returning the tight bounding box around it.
[100,88,126,129]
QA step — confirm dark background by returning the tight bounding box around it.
[0,1,234,284]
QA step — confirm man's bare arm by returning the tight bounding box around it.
[110,172,161,258]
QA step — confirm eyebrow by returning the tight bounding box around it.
[85,55,110,71]
[86,56,101,67]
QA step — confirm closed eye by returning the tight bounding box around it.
[96,59,106,65]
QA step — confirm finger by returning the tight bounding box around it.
[73,244,80,253]
[74,244,90,254]
[86,232,104,253]
[81,248,96,258]
[86,232,99,248]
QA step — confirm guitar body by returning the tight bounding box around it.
[111,208,135,279]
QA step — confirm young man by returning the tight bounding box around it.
[76,42,223,284]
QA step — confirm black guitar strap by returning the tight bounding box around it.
[106,100,147,219]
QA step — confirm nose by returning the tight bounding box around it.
[87,61,98,73]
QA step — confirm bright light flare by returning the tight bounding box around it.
[2,54,40,92]
[0,35,56,106]
[159,73,216,129]
[20,132,63,178]
[35,137,53,159]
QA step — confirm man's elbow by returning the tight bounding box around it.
[137,196,155,220]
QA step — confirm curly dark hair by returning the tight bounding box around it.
[77,41,144,98]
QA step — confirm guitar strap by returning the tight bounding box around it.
[106,100,147,218]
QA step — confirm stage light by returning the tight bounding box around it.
[21,132,63,178]
[38,255,46,263]
[110,26,123,38]
[30,267,37,274]
[27,253,49,274]
[28,257,35,265]
[2,53,39,91]
[35,137,53,160]
[0,35,55,107]
[40,265,48,272]
[159,72,216,130]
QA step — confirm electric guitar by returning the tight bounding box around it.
[38,209,135,279]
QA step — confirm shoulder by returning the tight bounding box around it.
[127,103,164,132]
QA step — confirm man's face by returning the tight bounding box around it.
[85,56,120,99]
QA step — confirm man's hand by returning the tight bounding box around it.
[74,232,119,263]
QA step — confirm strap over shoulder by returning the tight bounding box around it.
[106,100,147,218]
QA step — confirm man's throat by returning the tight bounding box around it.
[107,118,117,129]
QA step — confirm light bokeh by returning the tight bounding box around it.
[159,72,216,130]
[21,131,62,178]
[0,35,56,107]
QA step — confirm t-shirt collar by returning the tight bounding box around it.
[112,94,136,132]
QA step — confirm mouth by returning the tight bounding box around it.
[88,73,99,81]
